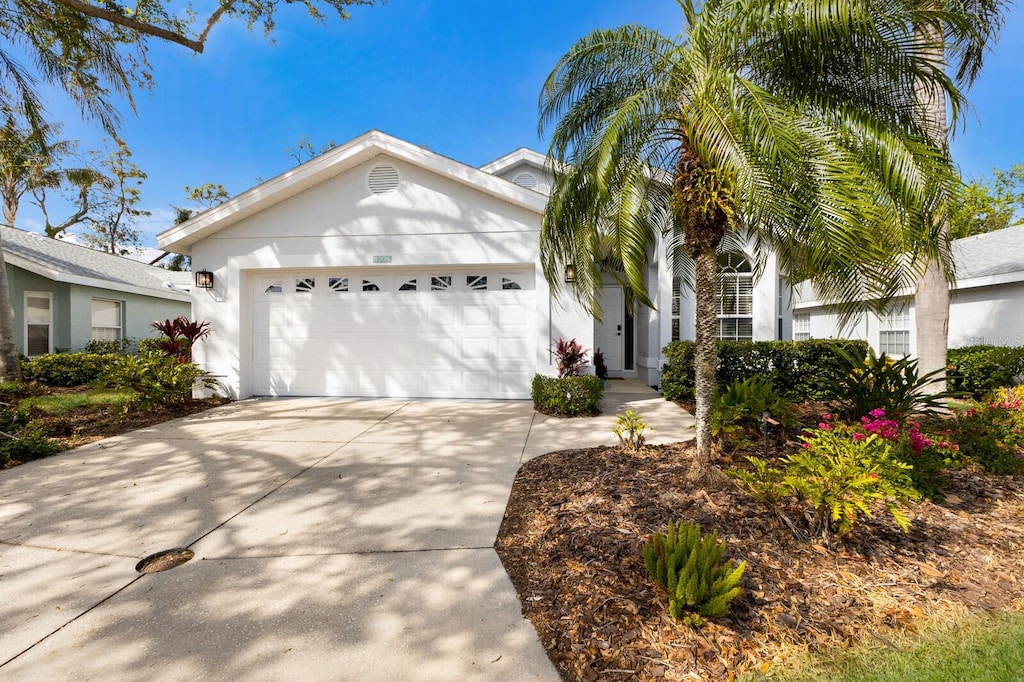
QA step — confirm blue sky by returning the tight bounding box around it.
[23,0,1024,252]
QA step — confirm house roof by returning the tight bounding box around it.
[2,226,191,301]
[479,147,549,175]
[952,222,1024,284]
[158,130,549,254]
[793,222,1024,309]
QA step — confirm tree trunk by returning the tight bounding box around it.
[0,241,22,381]
[916,257,948,391]
[689,246,718,481]
[913,21,949,393]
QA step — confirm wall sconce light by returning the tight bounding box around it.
[195,269,214,289]
[564,264,576,283]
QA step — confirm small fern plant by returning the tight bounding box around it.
[642,520,746,627]
[613,409,648,453]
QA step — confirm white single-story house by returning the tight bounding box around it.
[792,224,1024,355]
[157,130,789,400]
[3,226,192,357]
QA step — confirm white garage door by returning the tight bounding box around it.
[251,268,536,399]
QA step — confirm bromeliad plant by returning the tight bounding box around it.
[642,520,746,628]
[152,316,212,363]
[825,347,955,422]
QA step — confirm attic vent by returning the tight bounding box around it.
[368,164,400,195]
[512,172,538,190]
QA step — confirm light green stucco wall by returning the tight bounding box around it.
[67,285,190,350]
[6,264,190,355]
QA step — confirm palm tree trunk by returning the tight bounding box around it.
[689,246,718,481]
[914,24,949,394]
[0,242,22,381]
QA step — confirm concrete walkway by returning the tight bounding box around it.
[0,387,693,681]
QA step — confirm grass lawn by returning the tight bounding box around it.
[20,388,138,414]
[773,610,1024,681]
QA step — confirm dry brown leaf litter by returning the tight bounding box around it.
[495,442,1024,681]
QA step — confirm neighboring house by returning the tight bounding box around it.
[2,226,192,357]
[158,130,788,400]
[792,224,1024,355]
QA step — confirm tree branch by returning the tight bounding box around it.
[50,0,209,53]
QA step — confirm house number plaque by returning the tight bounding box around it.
[372,255,392,264]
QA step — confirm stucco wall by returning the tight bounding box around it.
[5,264,189,355]
[189,153,593,398]
[949,281,1024,348]
[66,285,189,350]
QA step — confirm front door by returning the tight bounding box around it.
[595,286,625,372]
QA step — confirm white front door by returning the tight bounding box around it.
[595,286,625,372]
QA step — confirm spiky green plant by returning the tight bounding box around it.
[642,520,745,624]
[613,409,648,453]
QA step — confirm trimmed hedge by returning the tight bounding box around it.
[661,339,870,402]
[21,353,108,387]
[531,374,604,417]
[947,345,1024,397]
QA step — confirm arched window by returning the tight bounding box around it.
[717,252,753,341]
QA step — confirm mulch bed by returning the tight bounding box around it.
[1,396,230,469]
[496,441,1024,681]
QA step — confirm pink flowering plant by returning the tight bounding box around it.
[949,387,1024,475]
[820,409,962,500]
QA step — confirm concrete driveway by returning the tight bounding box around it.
[0,385,693,681]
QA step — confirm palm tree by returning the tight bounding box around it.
[539,0,966,482]
[912,0,1007,393]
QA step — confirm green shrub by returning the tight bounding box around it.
[712,376,795,446]
[531,374,603,417]
[729,429,920,543]
[101,355,219,407]
[137,337,164,358]
[947,345,1024,397]
[950,395,1024,475]
[0,381,35,400]
[661,339,869,402]
[83,338,138,355]
[642,520,746,626]
[613,409,648,453]
[824,347,952,422]
[20,353,108,386]
[0,427,60,463]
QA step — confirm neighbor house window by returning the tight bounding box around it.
[717,252,753,341]
[793,313,811,341]
[879,308,910,356]
[25,291,52,357]
[91,298,123,342]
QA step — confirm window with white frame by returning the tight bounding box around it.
[671,276,682,341]
[879,308,911,356]
[793,313,811,341]
[25,292,52,356]
[717,252,753,341]
[91,298,123,342]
